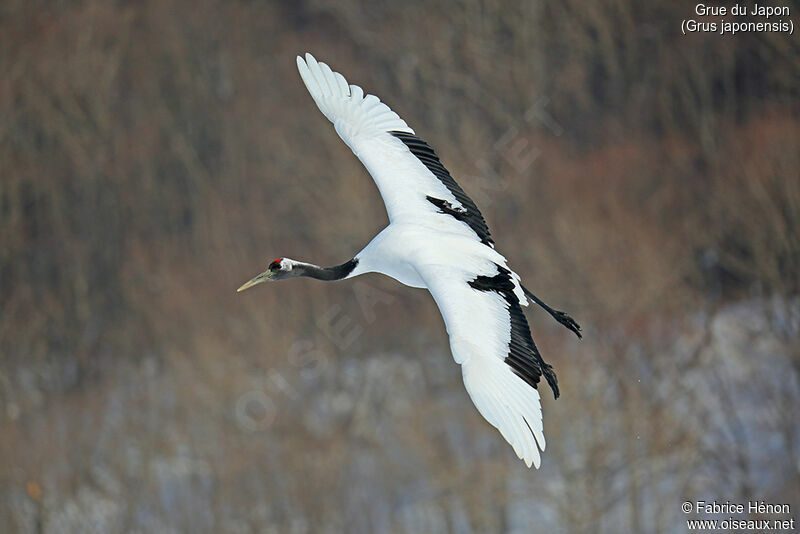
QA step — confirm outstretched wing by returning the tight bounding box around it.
[296,53,493,246]
[414,261,559,468]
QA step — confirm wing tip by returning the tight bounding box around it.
[295,52,415,138]
[462,357,547,469]
[296,52,316,70]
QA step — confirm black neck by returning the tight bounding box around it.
[300,258,358,281]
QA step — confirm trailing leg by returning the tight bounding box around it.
[522,285,582,339]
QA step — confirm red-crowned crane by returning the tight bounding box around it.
[238,54,581,468]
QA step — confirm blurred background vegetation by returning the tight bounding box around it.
[1,1,799,532]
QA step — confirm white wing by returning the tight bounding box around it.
[296,53,494,246]
[414,261,558,468]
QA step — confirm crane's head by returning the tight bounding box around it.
[237,258,297,291]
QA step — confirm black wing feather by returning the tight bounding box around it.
[468,266,560,398]
[390,131,494,247]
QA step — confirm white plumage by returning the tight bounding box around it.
[241,53,581,468]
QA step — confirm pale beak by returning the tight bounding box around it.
[237,270,272,292]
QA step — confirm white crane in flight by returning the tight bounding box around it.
[238,53,580,468]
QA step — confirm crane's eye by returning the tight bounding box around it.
[269,258,283,271]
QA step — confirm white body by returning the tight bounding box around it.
[296,54,549,468]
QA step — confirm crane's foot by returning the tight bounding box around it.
[541,362,560,399]
[522,284,582,339]
[551,309,582,339]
